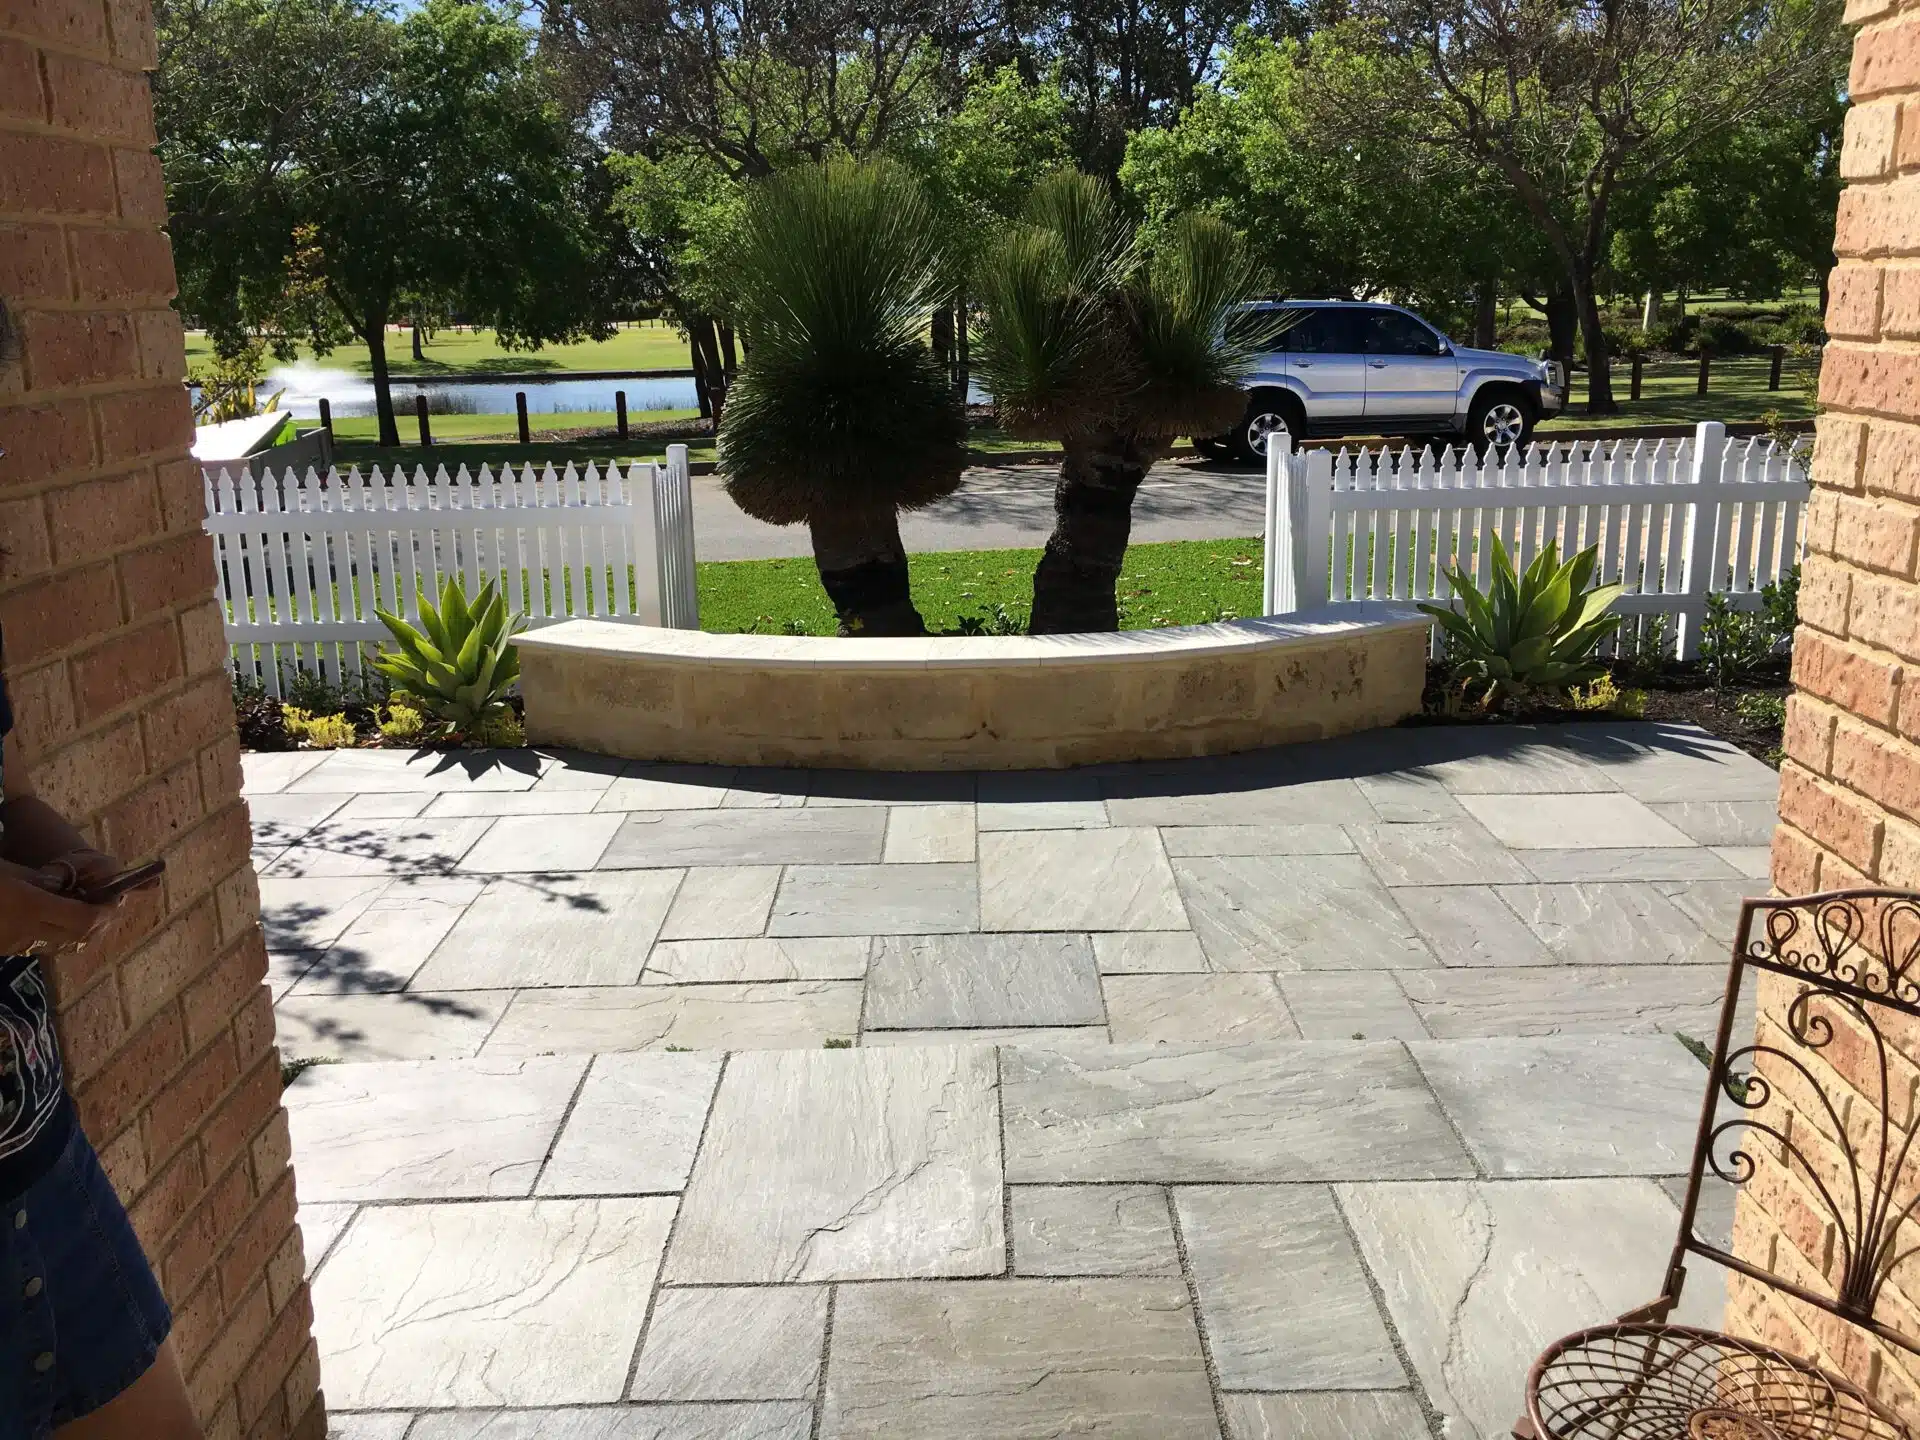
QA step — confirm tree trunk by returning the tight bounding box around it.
[1570,270,1617,413]
[690,316,727,425]
[718,322,738,381]
[366,318,399,448]
[931,305,954,384]
[411,316,424,362]
[1472,281,1497,349]
[689,336,713,420]
[1543,289,1577,372]
[1029,431,1167,634]
[808,508,925,636]
[954,296,969,403]
[1642,291,1660,331]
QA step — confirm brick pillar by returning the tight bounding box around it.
[0,0,322,1435]
[1732,0,1920,1417]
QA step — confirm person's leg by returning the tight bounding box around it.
[52,1340,200,1440]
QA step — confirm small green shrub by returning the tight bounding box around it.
[1696,314,1758,355]
[379,699,430,745]
[956,603,1026,636]
[373,576,526,739]
[1419,536,1624,709]
[1736,692,1787,729]
[233,677,293,751]
[282,706,357,748]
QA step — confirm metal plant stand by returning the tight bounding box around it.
[1516,890,1920,1440]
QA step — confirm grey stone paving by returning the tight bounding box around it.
[268,722,1782,1439]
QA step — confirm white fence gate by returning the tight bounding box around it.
[204,445,701,695]
[1264,421,1808,658]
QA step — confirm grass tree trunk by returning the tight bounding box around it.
[809,509,926,637]
[1029,431,1165,634]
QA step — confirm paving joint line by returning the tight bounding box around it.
[1328,1183,1449,1440]
[1163,1183,1233,1439]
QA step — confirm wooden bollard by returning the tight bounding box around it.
[516,391,530,445]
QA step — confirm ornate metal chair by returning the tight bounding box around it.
[1515,889,1920,1440]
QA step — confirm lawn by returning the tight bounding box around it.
[1539,354,1816,431]
[327,434,718,470]
[698,537,1266,635]
[327,408,696,442]
[187,322,694,377]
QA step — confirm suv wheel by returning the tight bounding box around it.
[1469,390,1535,453]
[1233,394,1303,465]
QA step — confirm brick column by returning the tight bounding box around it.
[1732,0,1920,1418]
[0,0,321,1435]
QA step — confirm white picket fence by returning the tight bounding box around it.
[204,446,700,695]
[1263,421,1809,659]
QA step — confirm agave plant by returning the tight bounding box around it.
[1419,537,1625,709]
[372,575,526,736]
[973,174,1262,633]
[716,159,967,636]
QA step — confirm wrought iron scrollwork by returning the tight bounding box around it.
[1746,893,1920,1010]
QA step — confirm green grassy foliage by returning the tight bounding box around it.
[698,537,1265,635]
[327,436,717,470]
[1540,355,1816,431]
[326,408,695,443]
[191,321,693,376]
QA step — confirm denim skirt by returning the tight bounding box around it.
[0,1124,171,1439]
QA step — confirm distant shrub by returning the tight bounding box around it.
[283,706,356,748]
[233,677,293,751]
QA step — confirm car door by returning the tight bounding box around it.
[1361,308,1460,420]
[1281,308,1366,419]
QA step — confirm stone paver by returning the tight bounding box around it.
[770,863,977,935]
[979,829,1186,931]
[1413,1035,1704,1176]
[1175,855,1432,970]
[1103,972,1297,1043]
[1339,1178,1687,1439]
[1009,1185,1179,1277]
[666,1046,1003,1282]
[257,722,1782,1429]
[411,872,683,989]
[1001,1040,1472,1183]
[1177,1185,1401,1390]
[536,1051,724,1194]
[629,1286,828,1400]
[484,982,861,1055]
[313,1197,676,1406]
[286,1056,585,1201]
[820,1280,1217,1438]
[865,933,1102,1029]
[1224,1392,1427,1440]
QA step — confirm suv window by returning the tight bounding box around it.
[1363,309,1445,356]
[1282,309,1364,353]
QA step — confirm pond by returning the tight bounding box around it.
[252,364,989,420]
[262,364,702,419]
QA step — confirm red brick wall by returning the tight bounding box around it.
[0,0,321,1433]
[1737,0,1920,1414]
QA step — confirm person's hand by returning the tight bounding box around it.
[43,848,122,896]
[0,869,112,956]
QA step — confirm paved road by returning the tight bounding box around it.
[691,456,1267,561]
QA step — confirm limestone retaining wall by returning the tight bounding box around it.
[517,602,1430,770]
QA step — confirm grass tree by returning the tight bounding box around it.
[717,160,968,636]
[975,173,1261,633]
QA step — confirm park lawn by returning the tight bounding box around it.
[1539,355,1814,432]
[328,435,717,470]
[698,537,1266,635]
[187,322,693,377]
[326,408,696,442]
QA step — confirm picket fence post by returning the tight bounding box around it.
[650,443,700,629]
[1264,437,1334,615]
[1676,419,1728,661]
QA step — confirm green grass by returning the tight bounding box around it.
[697,537,1266,635]
[328,435,718,470]
[189,321,693,377]
[1541,355,1816,431]
[326,408,696,442]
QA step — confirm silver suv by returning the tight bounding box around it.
[1208,300,1567,461]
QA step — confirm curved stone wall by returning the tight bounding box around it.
[516,601,1430,771]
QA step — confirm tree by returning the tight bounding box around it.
[974,173,1257,632]
[717,161,967,635]
[1323,0,1847,411]
[157,0,613,445]
[1121,30,1539,335]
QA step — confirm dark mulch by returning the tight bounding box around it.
[1413,662,1787,768]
